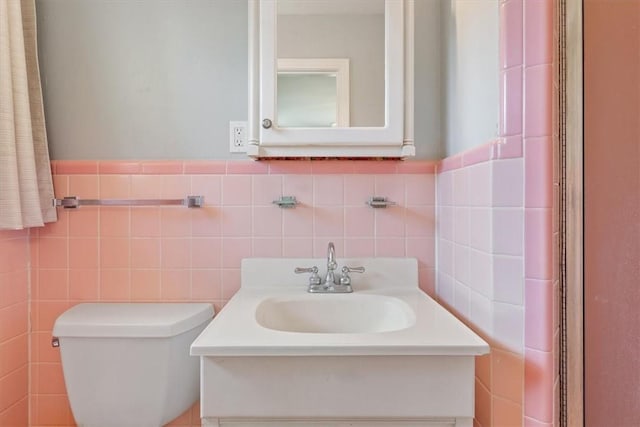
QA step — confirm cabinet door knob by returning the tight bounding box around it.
[262,118,273,129]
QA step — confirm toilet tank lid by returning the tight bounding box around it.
[52,303,214,338]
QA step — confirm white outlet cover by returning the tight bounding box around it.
[229,121,248,153]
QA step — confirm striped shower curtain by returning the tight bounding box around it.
[0,0,56,229]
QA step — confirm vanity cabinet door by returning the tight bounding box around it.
[247,0,415,159]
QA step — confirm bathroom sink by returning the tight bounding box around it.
[191,257,489,357]
[191,257,490,426]
[255,294,415,334]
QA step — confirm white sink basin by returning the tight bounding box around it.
[255,294,416,334]
[191,257,490,357]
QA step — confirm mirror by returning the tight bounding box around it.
[276,0,385,128]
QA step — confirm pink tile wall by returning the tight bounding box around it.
[523,0,557,424]
[437,0,557,426]
[0,229,30,427]
[30,159,436,426]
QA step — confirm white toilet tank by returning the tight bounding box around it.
[53,303,214,427]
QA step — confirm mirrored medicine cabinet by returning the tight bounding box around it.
[246,0,415,159]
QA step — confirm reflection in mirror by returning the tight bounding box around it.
[277,73,338,127]
[276,0,385,128]
[277,58,349,128]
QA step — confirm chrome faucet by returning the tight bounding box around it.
[294,242,365,293]
[325,242,338,286]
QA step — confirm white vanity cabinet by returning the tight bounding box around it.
[246,0,415,158]
[199,355,475,427]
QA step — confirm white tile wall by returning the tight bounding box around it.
[436,157,525,352]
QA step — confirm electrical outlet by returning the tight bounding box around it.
[229,121,247,153]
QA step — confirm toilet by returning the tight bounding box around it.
[52,302,214,427]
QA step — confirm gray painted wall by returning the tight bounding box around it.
[414,0,443,159]
[37,0,248,160]
[35,0,482,161]
[441,0,500,157]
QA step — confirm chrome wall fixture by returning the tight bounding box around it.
[272,196,299,208]
[366,196,397,208]
[52,195,204,209]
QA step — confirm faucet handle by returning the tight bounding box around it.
[294,266,322,286]
[339,266,365,286]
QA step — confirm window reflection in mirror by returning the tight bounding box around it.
[276,0,385,128]
[277,73,338,127]
[276,58,350,128]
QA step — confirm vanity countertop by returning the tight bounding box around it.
[190,258,489,357]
